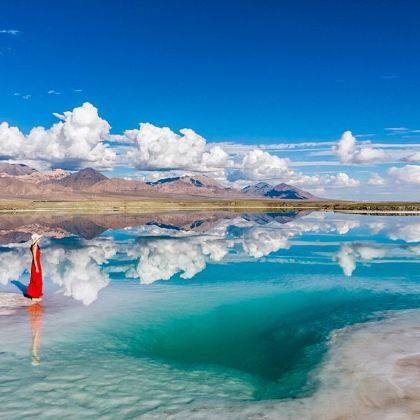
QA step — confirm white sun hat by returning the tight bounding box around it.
[31,233,42,244]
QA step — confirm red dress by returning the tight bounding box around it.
[27,245,43,299]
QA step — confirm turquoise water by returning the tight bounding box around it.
[0,211,419,417]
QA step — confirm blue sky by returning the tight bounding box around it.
[1,0,420,199]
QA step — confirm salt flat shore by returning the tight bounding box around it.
[0,198,419,214]
[148,310,420,419]
[335,209,420,214]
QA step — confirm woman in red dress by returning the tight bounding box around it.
[26,233,43,301]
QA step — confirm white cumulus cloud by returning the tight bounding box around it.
[123,123,230,173]
[335,244,387,276]
[0,102,115,169]
[238,149,293,180]
[327,172,360,187]
[388,165,420,184]
[44,239,116,305]
[241,227,290,257]
[0,248,29,286]
[333,131,387,164]
[234,149,359,188]
[0,104,367,191]
[121,122,360,189]
[388,223,420,243]
[126,237,228,284]
[335,244,357,276]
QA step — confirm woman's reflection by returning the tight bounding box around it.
[27,303,43,366]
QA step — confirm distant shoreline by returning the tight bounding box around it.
[0,198,419,214]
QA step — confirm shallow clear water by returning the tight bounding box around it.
[0,211,419,418]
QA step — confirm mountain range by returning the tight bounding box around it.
[241,181,316,199]
[0,163,319,201]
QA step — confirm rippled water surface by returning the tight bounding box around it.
[0,211,419,418]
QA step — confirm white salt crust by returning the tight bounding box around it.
[143,310,420,419]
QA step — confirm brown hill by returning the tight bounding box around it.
[85,178,152,195]
[242,182,317,200]
[20,169,69,184]
[83,173,246,199]
[49,167,108,190]
[0,162,37,176]
[0,177,43,196]
[146,175,245,198]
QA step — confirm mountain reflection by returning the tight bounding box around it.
[0,211,419,305]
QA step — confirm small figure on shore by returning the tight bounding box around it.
[26,234,43,302]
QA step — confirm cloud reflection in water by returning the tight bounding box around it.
[0,212,419,304]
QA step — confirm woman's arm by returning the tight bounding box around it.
[32,244,40,273]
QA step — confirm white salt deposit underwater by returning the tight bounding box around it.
[153,310,420,420]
